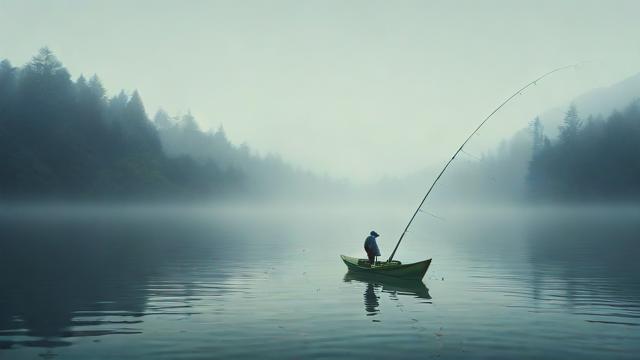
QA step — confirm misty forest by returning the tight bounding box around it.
[0,48,331,201]
[2,2,640,359]
[528,104,640,200]
[2,49,640,203]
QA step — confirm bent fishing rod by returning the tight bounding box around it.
[387,64,580,263]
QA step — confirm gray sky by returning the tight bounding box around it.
[1,0,639,182]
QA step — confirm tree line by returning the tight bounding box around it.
[527,101,640,201]
[0,48,243,200]
[3,48,636,202]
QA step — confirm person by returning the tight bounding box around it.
[364,231,381,265]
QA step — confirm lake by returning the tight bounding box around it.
[1,204,639,359]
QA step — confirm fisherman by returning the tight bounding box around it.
[364,231,381,266]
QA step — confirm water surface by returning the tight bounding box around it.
[1,204,638,359]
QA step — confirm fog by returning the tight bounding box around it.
[1,3,640,358]
[2,0,640,181]
[1,203,639,357]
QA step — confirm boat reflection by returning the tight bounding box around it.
[343,272,431,316]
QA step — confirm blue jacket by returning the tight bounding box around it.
[364,235,381,256]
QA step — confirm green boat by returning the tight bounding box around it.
[340,255,431,280]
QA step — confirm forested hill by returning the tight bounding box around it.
[0,48,325,201]
[373,95,640,205]
[528,102,640,201]
[152,110,346,199]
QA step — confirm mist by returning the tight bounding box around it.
[3,0,640,182]
[1,1,640,359]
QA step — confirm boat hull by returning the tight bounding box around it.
[340,255,431,280]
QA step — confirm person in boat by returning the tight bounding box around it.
[364,231,381,265]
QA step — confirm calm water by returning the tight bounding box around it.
[0,204,639,359]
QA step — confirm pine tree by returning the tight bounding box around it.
[181,111,199,132]
[153,109,173,129]
[26,47,65,76]
[88,75,106,101]
[529,117,545,155]
[559,104,582,144]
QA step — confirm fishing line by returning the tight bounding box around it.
[461,149,482,161]
[419,208,446,222]
[387,63,582,262]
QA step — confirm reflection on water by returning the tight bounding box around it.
[0,208,263,352]
[0,205,639,359]
[364,283,380,316]
[343,272,431,317]
[525,209,640,327]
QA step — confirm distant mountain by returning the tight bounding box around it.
[539,72,640,136]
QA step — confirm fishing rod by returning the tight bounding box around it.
[387,64,580,263]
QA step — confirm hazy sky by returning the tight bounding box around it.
[1,0,639,182]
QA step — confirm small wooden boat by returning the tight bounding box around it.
[340,255,431,280]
